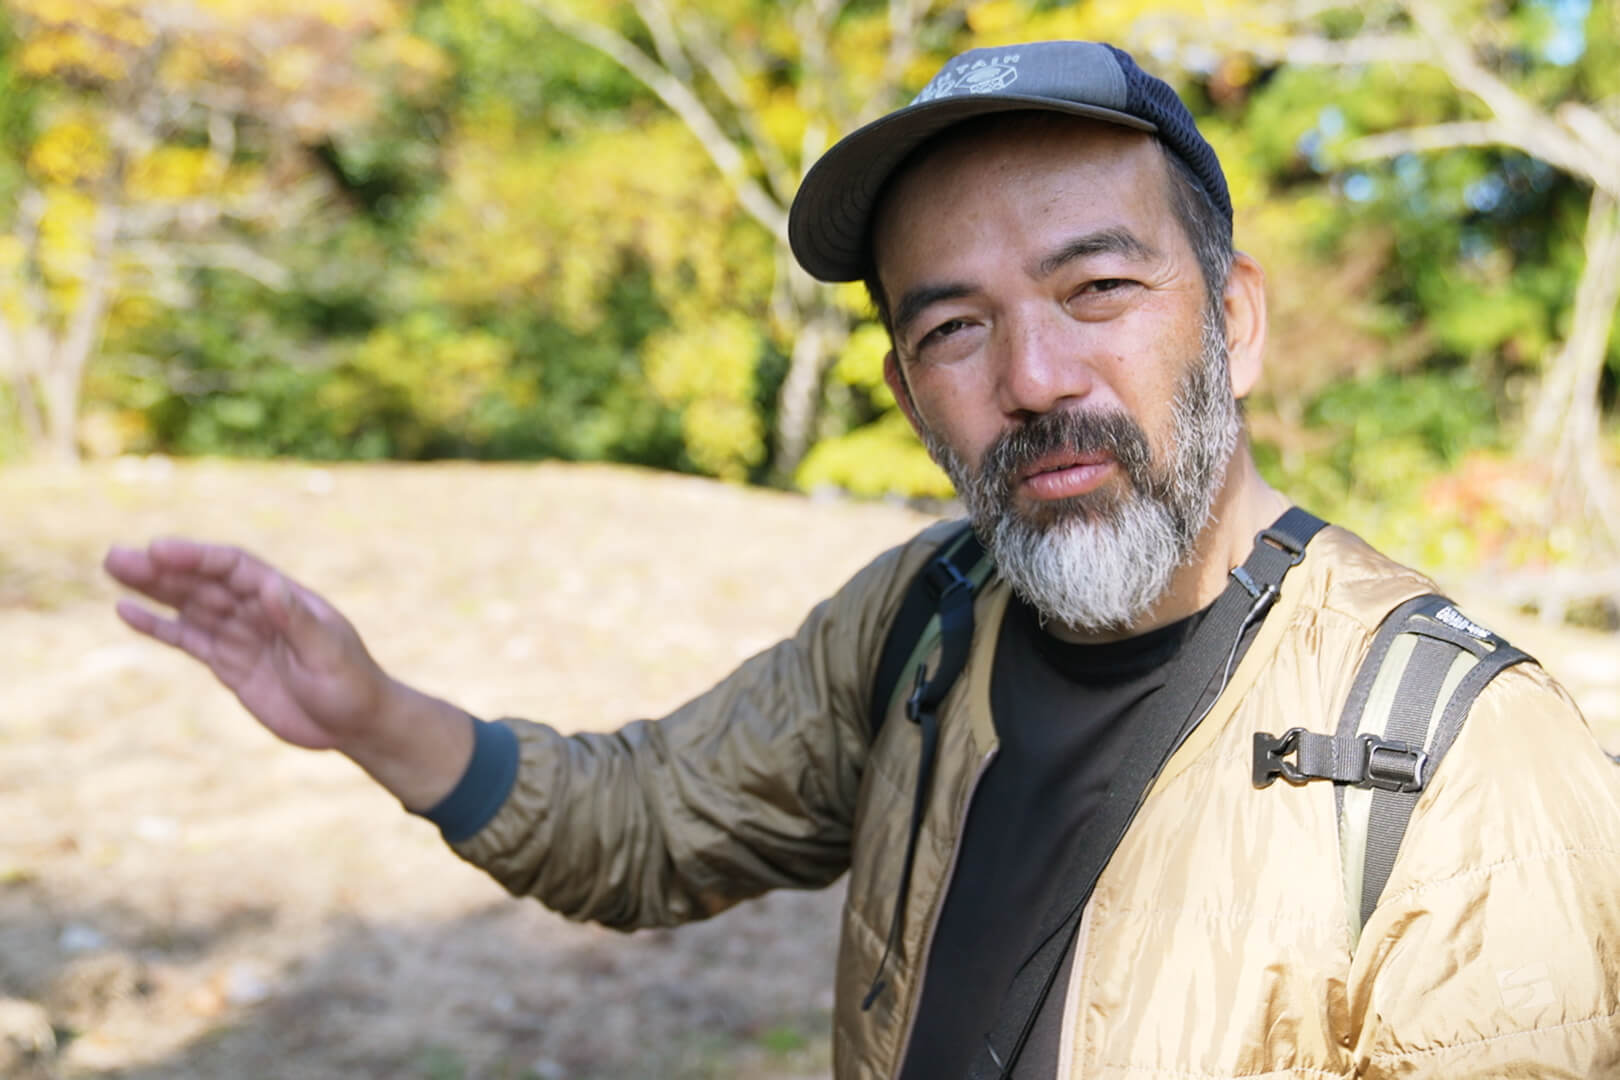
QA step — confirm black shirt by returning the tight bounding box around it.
[897,593,1209,1080]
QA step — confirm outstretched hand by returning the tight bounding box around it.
[105,538,476,811]
[103,539,388,753]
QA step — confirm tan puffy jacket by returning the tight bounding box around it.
[456,520,1620,1079]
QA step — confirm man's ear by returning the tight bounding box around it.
[883,350,925,436]
[1222,252,1267,400]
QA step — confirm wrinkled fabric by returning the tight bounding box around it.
[452,520,1620,1079]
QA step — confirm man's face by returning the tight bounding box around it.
[873,117,1242,632]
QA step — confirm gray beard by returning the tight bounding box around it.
[921,312,1241,633]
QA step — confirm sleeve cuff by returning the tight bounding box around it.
[415,716,520,844]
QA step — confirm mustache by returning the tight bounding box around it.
[976,408,1157,502]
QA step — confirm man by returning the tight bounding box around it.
[105,40,1620,1079]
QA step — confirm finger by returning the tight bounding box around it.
[172,600,230,636]
[147,539,275,600]
[109,540,226,604]
[113,565,248,620]
[115,599,217,665]
[115,596,160,635]
[144,536,216,574]
[114,542,285,627]
[174,580,245,620]
[104,545,157,589]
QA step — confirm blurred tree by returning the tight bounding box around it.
[1207,0,1620,547]
[0,0,446,461]
[526,0,968,484]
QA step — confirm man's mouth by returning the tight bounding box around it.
[1016,451,1117,502]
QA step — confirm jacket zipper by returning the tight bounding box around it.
[887,745,999,1080]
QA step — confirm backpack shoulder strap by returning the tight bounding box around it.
[866,522,993,741]
[1254,594,1531,946]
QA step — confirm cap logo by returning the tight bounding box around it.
[915,53,1022,103]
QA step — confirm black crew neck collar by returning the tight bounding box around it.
[1006,592,1213,686]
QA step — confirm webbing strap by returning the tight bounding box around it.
[968,508,1327,1080]
[1358,633,1457,924]
[1253,594,1532,942]
[862,530,985,1012]
[867,524,990,741]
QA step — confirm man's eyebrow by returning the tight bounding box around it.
[892,282,976,345]
[1034,228,1159,278]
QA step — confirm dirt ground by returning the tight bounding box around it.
[4,460,1618,1080]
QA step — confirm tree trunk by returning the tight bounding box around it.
[772,298,845,484]
[1523,188,1620,547]
[34,203,117,464]
[0,316,46,452]
[37,348,83,463]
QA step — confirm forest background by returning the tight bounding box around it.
[3,0,1620,617]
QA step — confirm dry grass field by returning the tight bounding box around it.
[3,460,1617,1079]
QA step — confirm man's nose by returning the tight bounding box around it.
[994,308,1097,418]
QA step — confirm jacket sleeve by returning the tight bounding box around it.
[1350,662,1620,1078]
[446,523,957,932]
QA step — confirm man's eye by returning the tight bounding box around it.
[1080,278,1132,295]
[918,317,970,348]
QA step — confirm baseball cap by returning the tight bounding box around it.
[787,40,1231,283]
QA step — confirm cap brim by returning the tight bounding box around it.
[788,95,1157,283]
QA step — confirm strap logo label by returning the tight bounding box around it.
[1434,604,1492,641]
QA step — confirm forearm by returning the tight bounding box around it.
[340,678,477,812]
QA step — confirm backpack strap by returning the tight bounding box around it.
[1254,594,1531,946]
[867,522,993,740]
[860,522,992,1011]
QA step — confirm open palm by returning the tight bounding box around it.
[103,539,386,751]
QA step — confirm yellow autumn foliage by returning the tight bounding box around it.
[965,0,1024,35]
[193,0,400,31]
[320,316,522,455]
[126,147,223,201]
[26,114,111,186]
[417,115,769,330]
[19,27,126,80]
[831,322,894,403]
[796,411,954,500]
[0,236,27,326]
[644,312,766,481]
[34,188,96,281]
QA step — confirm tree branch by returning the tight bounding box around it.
[673,12,799,203]
[628,0,692,82]
[1399,0,1607,189]
[1402,1,1532,129]
[793,0,849,145]
[1339,120,1512,162]
[879,0,927,119]
[533,2,789,241]
[1241,31,1432,67]
[124,241,291,290]
[1253,7,1619,196]
[1341,118,1615,199]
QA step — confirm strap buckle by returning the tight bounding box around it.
[1257,524,1308,567]
[1253,727,1307,787]
[904,662,929,724]
[1359,734,1428,793]
[923,554,975,603]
